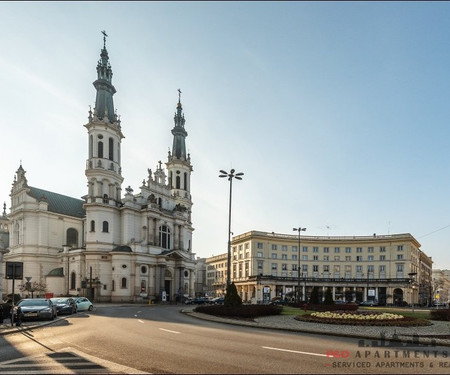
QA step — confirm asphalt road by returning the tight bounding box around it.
[0,304,449,374]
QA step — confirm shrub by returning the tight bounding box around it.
[309,287,320,304]
[307,303,358,312]
[323,288,334,305]
[194,304,282,319]
[430,308,450,321]
[224,283,242,307]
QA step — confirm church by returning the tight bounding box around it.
[1,34,196,303]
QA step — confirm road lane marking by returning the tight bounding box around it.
[138,319,145,324]
[262,346,328,357]
[159,328,180,334]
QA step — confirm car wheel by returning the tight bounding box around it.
[88,305,93,311]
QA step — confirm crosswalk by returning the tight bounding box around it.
[0,347,148,374]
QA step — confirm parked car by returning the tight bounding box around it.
[13,298,57,321]
[74,297,94,311]
[269,297,290,306]
[186,297,208,305]
[359,300,378,307]
[209,297,225,305]
[50,297,77,315]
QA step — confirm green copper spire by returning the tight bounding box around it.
[171,89,188,160]
[93,30,116,123]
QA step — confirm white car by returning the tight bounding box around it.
[74,297,94,311]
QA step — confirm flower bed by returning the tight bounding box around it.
[296,310,431,326]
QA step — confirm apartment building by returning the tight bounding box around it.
[205,253,227,297]
[207,230,432,305]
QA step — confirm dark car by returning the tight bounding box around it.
[188,297,208,305]
[269,297,290,306]
[50,297,77,315]
[359,300,378,307]
[13,298,57,321]
[209,297,225,305]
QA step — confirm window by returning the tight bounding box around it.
[159,225,171,249]
[379,265,386,272]
[282,245,287,251]
[258,261,263,269]
[176,175,181,189]
[368,265,374,272]
[257,242,263,249]
[302,255,308,260]
[292,264,298,271]
[397,245,403,251]
[302,246,308,252]
[282,264,288,271]
[271,253,277,259]
[103,194,109,204]
[323,265,329,272]
[397,254,403,260]
[90,220,95,232]
[380,246,386,252]
[245,243,249,249]
[121,277,127,288]
[356,266,362,272]
[313,255,318,260]
[141,266,147,274]
[368,247,374,253]
[334,247,340,253]
[313,265,319,272]
[356,247,362,253]
[368,255,374,261]
[271,263,277,270]
[66,228,78,247]
[313,247,319,253]
[345,256,351,261]
[98,141,104,158]
[396,264,404,272]
[345,247,351,253]
[292,246,298,252]
[356,256,362,261]
[324,247,329,253]
[257,251,263,258]
[334,256,340,261]
[281,254,287,260]
[292,254,297,261]
[70,272,76,290]
[102,221,109,232]
[380,255,386,261]
[323,256,329,261]
[108,137,114,160]
[184,172,187,190]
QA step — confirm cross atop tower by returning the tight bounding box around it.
[101,30,108,48]
[178,88,182,104]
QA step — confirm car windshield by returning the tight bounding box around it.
[51,298,69,303]
[18,299,49,307]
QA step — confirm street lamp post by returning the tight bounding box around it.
[293,227,306,304]
[219,169,244,287]
[408,272,417,312]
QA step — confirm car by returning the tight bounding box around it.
[74,297,94,311]
[359,300,378,307]
[209,297,225,305]
[187,297,208,305]
[269,297,290,306]
[50,297,77,315]
[13,298,57,321]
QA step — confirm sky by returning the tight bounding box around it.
[1,2,450,269]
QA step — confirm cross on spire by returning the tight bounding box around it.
[178,88,182,104]
[101,30,108,48]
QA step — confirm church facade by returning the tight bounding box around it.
[2,36,196,303]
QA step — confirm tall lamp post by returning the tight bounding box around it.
[219,169,244,287]
[408,272,417,312]
[293,227,306,303]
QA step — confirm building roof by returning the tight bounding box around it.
[29,187,85,218]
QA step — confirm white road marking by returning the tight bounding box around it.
[159,328,180,334]
[262,346,328,357]
[138,319,145,324]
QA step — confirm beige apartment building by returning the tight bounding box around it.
[206,231,433,306]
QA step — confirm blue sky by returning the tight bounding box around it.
[1,2,450,269]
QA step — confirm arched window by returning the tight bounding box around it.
[176,176,181,189]
[66,228,78,247]
[90,220,95,232]
[89,135,93,158]
[102,221,109,233]
[108,137,114,160]
[98,141,104,158]
[159,225,171,249]
[103,194,108,204]
[121,277,127,288]
[184,172,187,190]
[15,222,19,245]
[70,272,76,290]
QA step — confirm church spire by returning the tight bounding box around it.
[171,89,188,160]
[93,30,116,123]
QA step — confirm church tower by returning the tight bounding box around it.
[84,32,124,252]
[166,90,193,225]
